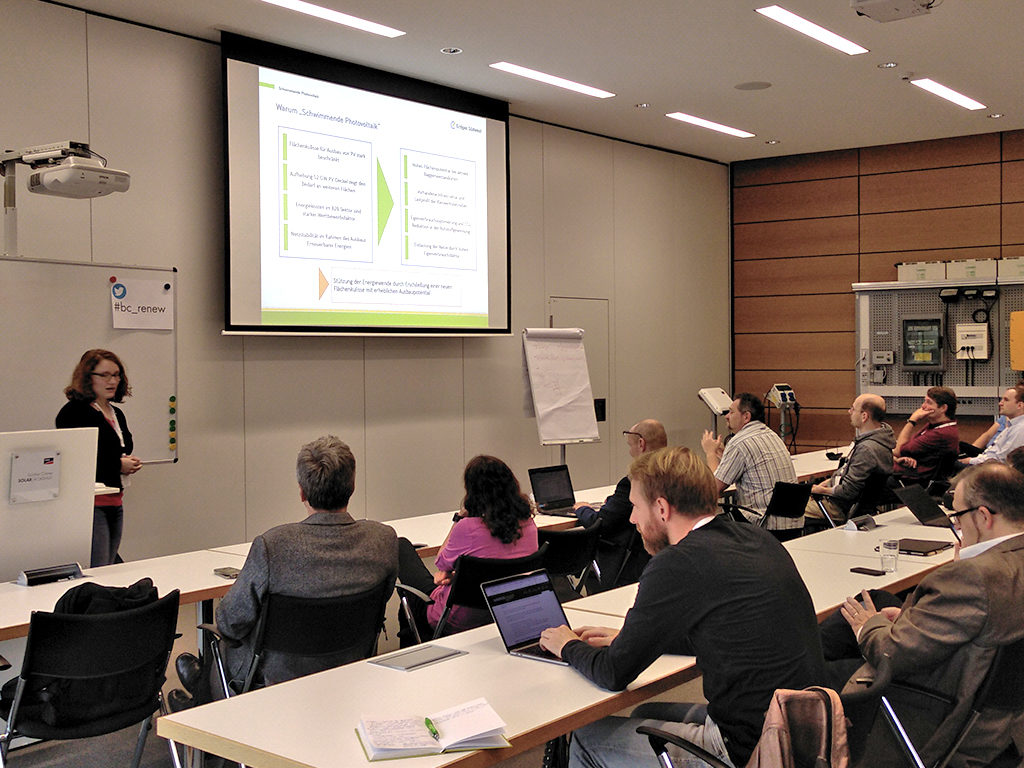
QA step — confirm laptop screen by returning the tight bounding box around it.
[529,465,575,510]
[481,570,569,649]
[893,484,947,524]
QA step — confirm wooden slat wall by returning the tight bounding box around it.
[732,130,1024,450]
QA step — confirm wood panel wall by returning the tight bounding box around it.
[732,130,1024,450]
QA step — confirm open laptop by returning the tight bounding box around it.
[893,484,955,529]
[528,465,577,517]
[480,570,570,665]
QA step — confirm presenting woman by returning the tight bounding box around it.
[56,349,142,566]
[397,455,538,643]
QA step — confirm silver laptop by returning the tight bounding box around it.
[528,465,577,517]
[480,569,570,665]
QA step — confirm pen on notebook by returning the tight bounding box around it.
[424,717,440,741]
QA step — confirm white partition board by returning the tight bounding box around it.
[0,428,96,583]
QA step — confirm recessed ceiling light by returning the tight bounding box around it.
[635,103,651,109]
[255,0,405,37]
[666,112,755,139]
[440,47,462,55]
[489,62,615,98]
[765,139,781,145]
[755,6,868,55]
[877,61,899,69]
[735,81,772,91]
[988,113,1005,119]
[909,78,986,110]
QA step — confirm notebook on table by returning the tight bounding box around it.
[528,464,578,517]
[480,569,570,666]
[898,538,954,556]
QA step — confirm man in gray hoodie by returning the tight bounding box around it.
[811,394,895,521]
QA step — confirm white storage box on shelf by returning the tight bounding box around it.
[897,261,945,282]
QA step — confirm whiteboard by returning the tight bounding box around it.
[0,257,178,463]
[522,327,600,445]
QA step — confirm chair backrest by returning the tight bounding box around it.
[763,482,812,524]
[929,450,959,483]
[10,590,180,735]
[849,470,896,517]
[21,590,180,681]
[973,637,1024,712]
[253,580,392,659]
[538,520,602,577]
[446,543,549,611]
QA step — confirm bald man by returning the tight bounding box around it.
[576,419,667,589]
[811,394,894,522]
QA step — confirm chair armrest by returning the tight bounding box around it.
[810,495,840,528]
[0,653,10,671]
[395,583,434,604]
[197,622,243,648]
[635,725,731,768]
[720,501,765,525]
[840,654,894,707]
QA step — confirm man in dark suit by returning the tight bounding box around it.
[575,419,666,589]
[840,462,1024,766]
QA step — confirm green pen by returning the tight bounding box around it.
[424,717,440,741]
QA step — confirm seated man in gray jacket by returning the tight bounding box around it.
[811,394,894,521]
[172,435,398,707]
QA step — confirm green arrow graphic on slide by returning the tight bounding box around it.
[376,160,393,244]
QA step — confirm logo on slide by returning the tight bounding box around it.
[112,283,127,299]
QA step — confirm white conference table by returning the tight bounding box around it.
[565,549,949,626]
[206,446,839,565]
[791,446,848,481]
[157,606,698,768]
[563,507,956,623]
[0,549,249,642]
[786,509,956,557]
[209,485,618,561]
[157,502,961,768]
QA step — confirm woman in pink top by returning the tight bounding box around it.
[397,455,538,643]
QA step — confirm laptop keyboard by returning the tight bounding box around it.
[516,642,560,659]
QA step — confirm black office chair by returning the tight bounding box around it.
[0,590,182,768]
[843,640,1024,768]
[538,519,602,601]
[811,470,897,530]
[958,440,983,459]
[725,481,812,539]
[396,543,548,643]
[894,450,959,490]
[202,580,391,698]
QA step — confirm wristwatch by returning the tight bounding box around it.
[908,419,918,426]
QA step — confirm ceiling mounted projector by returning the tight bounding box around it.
[2,140,131,256]
[27,155,130,198]
[851,0,931,22]
[1,141,130,200]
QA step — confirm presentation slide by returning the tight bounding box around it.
[225,52,509,335]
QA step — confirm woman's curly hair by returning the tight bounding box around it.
[461,455,533,544]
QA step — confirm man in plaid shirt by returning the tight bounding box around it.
[702,393,799,539]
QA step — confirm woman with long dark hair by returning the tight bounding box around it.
[56,349,142,566]
[397,455,537,642]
